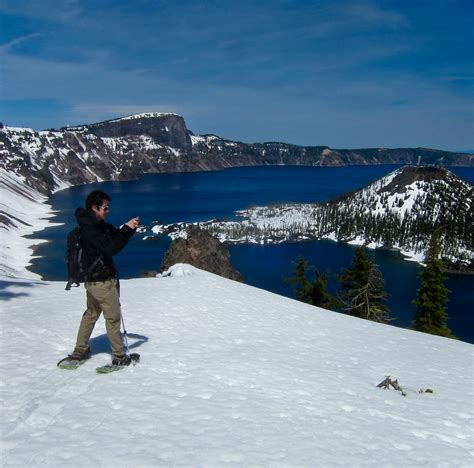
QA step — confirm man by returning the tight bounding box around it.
[68,190,139,366]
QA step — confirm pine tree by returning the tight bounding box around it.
[412,230,455,338]
[310,270,340,310]
[338,246,390,323]
[286,256,338,309]
[286,256,313,304]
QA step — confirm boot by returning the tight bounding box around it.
[112,354,132,366]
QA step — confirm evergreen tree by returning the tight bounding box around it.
[286,256,313,304]
[338,247,390,323]
[310,269,340,309]
[412,230,455,338]
[286,256,339,309]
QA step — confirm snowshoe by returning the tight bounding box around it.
[57,350,91,370]
[95,353,140,374]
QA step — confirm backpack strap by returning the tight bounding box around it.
[65,279,78,291]
[65,224,105,290]
[85,256,104,281]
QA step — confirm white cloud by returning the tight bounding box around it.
[0,0,471,149]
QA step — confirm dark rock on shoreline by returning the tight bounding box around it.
[160,226,243,282]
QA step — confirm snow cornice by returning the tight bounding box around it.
[62,112,183,131]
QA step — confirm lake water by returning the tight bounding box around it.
[29,165,474,343]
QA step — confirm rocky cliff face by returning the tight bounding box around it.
[160,226,243,282]
[65,113,193,151]
[1,113,472,195]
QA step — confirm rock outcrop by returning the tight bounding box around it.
[160,226,243,282]
[65,113,193,151]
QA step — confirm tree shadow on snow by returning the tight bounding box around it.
[89,332,149,355]
[0,279,47,301]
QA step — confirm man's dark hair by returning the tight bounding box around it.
[85,190,111,211]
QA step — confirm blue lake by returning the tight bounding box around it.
[29,165,474,343]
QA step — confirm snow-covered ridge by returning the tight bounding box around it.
[190,134,207,146]
[2,115,472,199]
[0,122,190,195]
[190,134,231,148]
[1,265,472,466]
[0,169,62,279]
[110,112,182,121]
[65,112,182,131]
[2,125,37,134]
[1,126,63,139]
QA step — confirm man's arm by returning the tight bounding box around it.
[82,222,136,258]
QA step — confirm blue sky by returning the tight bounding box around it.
[0,0,472,150]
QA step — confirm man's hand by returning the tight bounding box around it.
[126,217,140,229]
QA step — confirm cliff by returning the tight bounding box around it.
[1,113,472,195]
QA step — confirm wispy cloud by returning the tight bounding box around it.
[440,73,474,82]
[0,33,42,53]
[0,0,83,23]
[343,1,406,27]
[0,0,472,150]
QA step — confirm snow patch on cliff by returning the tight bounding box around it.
[0,169,62,279]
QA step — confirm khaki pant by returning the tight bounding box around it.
[74,278,124,357]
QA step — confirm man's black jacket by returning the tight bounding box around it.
[75,208,135,281]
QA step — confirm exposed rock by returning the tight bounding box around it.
[64,113,192,151]
[161,226,243,282]
[139,270,159,278]
[381,166,454,195]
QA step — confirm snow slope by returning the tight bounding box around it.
[0,169,61,279]
[1,264,472,467]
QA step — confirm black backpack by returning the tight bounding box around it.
[65,227,103,290]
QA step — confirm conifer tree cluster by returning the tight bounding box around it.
[286,249,389,323]
[285,257,339,310]
[287,234,455,339]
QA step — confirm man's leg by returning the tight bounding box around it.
[87,278,124,357]
[73,286,102,354]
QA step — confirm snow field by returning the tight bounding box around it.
[1,265,472,466]
[0,169,62,279]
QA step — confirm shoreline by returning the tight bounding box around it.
[0,169,63,280]
[2,165,473,280]
[150,220,473,274]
